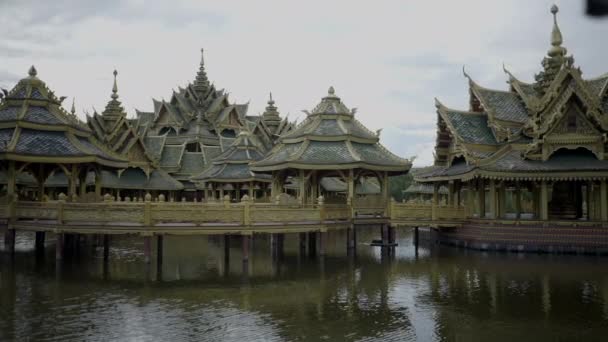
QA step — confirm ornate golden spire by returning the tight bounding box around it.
[193,48,210,94]
[28,65,37,78]
[111,69,119,100]
[534,4,574,94]
[548,4,566,58]
[102,69,125,118]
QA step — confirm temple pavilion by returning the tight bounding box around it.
[0,66,128,201]
[133,49,293,194]
[191,131,271,201]
[416,5,608,222]
[251,87,411,205]
[86,70,183,198]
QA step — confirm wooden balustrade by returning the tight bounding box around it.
[7,200,352,229]
[390,203,465,222]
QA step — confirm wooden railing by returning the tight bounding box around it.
[3,197,352,229]
[390,202,466,223]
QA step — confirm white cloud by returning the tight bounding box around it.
[0,0,605,166]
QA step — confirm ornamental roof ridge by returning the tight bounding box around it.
[435,98,487,116]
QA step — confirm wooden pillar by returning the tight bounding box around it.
[103,234,110,261]
[310,171,318,203]
[587,181,593,220]
[156,235,164,269]
[488,179,497,219]
[540,180,549,220]
[601,180,608,221]
[7,160,16,200]
[4,228,15,253]
[381,224,389,245]
[68,164,78,201]
[223,234,230,265]
[453,181,460,208]
[318,231,326,257]
[299,232,307,256]
[79,170,87,197]
[432,183,439,220]
[248,181,254,199]
[478,178,486,218]
[298,169,305,204]
[35,231,45,251]
[55,233,64,260]
[242,235,251,262]
[308,231,317,257]
[498,182,506,219]
[447,181,454,206]
[515,182,522,219]
[143,236,152,264]
[347,169,355,205]
[381,171,389,199]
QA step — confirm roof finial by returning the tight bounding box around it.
[193,48,210,94]
[328,86,335,95]
[28,65,37,77]
[71,98,76,115]
[111,69,119,100]
[548,4,566,57]
[268,92,275,105]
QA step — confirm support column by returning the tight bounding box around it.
[587,181,593,220]
[381,224,389,246]
[35,231,45,252]
[103,234,110,261]
[299,232,307,256]
[318,231,326,257]
[478,178,486,218]
[498,183,507,219]
[453,181,460,208]
[308,231,317,257]
[94,169,102,200]
[156,235,164,269]
[540,180,549,220]
[601,180,608,221]
[242,235,251,262]
[515,182,522,219]
[381,171,389,199]
[298,169,306,204]
[447,181,454,206]
[55,233,64,260]
[488,179,497,219]
[4,228,15,253]
[143,236,152,264]
[347,169,355,205]
[68,164,78,201]
[432,183,439,220]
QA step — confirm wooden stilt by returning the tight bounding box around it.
[4,229,15,253]
[156,235,163,268]
[103,235,110,261]
[308,231,317,257]
[242,235,251,262]
[224,234,230,263]
[318,232,326,257]
[35,231,45,252]
[299,232,307,256]
[143,236,152,264]
[55,233,64,260]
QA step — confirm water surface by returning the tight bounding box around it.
[1,229,608,341]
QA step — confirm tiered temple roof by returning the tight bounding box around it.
[0,66,127,168]
[133,49,291,187]
[418,5,608,182]
[251,87,411,173]
[191,131,270,184]
[86,70,183,191]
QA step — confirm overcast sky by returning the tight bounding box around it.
[1,0,607,166]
